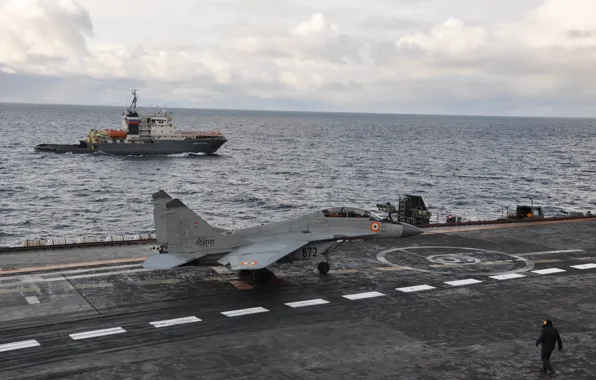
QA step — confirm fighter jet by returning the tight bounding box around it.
[143,190,424,283]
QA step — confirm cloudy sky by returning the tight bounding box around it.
[0,0,595,116]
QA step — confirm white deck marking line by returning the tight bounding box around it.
[69,327,126,340]
[284,299,330,308]
[51,264,142,276]
[570,263,596,270]
[489,273,526,280]
[0,285,41,294]
[396,285,436,293]
[445,279,483,286]
[0,339,41,353]
[531,268,566,275]
[221,307,269,317]
[516,249,584,256]
[149,316,201,328]
[342,291,385,300]
[0,264,141,283]
[0,277,67,287]
[0,257,147,276]
[25,296,40,304]
[66,268,150,280]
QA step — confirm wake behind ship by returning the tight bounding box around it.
[35,90,227,156]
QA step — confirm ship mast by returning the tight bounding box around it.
[128,88,138,112]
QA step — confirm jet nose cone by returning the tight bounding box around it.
[401,223,424,238]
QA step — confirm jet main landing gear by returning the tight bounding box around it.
[317,262,330,274]
[253,268,275,283]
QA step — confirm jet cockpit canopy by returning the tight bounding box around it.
[321,207,384,221]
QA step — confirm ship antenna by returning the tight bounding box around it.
[129,88,138,111]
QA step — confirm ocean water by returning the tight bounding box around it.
[0,103,595,246]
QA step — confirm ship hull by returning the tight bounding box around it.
[35,138,226,156]
[34,143,93,154]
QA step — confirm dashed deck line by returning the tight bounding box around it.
[69,327,127,340]
[221,307,269,317]
[445,279,483,286]
[342,291,385,300]
[2,262,596,353]
[489,273,526,280]
[284,299,330,308]
[149,316,201,328]
[570,263,596,270]
[0,339,40,353]
[396,285,435,292]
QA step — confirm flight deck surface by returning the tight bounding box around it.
[0,219,595,379]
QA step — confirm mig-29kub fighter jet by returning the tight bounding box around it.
[143,190,424,283]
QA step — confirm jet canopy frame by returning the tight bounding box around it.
[320,207,384,221]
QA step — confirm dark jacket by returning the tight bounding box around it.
[536,325,563,352]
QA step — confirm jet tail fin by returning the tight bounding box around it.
[161,198,247,254]
[152,190,229,247]
[152,190,172,246]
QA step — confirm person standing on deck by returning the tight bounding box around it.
[536,319,563,374]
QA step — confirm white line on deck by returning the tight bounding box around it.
[531,268,566,275]
[396,285,436,293]
[221,307,269,317]
[489,273,527,280]
[69,327,126,340]
[25,296,40,304]
[445,279,483,286]
[0,339,40,353]
[570,263,596,270]
[0,277,66,288]
[284,299,330,308]
[342,291,385,300]
[66,268,150,280]
[149,316,201,328]
[516,249,584,256]
[54,264,142,276]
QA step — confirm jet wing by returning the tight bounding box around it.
[218,240,309,271]
[142,252,200,269]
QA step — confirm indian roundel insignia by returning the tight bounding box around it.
[370,222,381,232]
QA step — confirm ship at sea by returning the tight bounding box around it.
[34,89,227,156]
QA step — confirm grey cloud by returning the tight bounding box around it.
[293,33,364,65]
[0,0,94,64]
[567,30,596,39]
[193,0,315,20]
[0,71,144,105]
[367,41,400,65]
[357,15,431,31]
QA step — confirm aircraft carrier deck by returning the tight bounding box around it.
[0,218,595,379]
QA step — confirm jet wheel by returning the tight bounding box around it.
[254,269,273,283]
[318,262,330,274]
